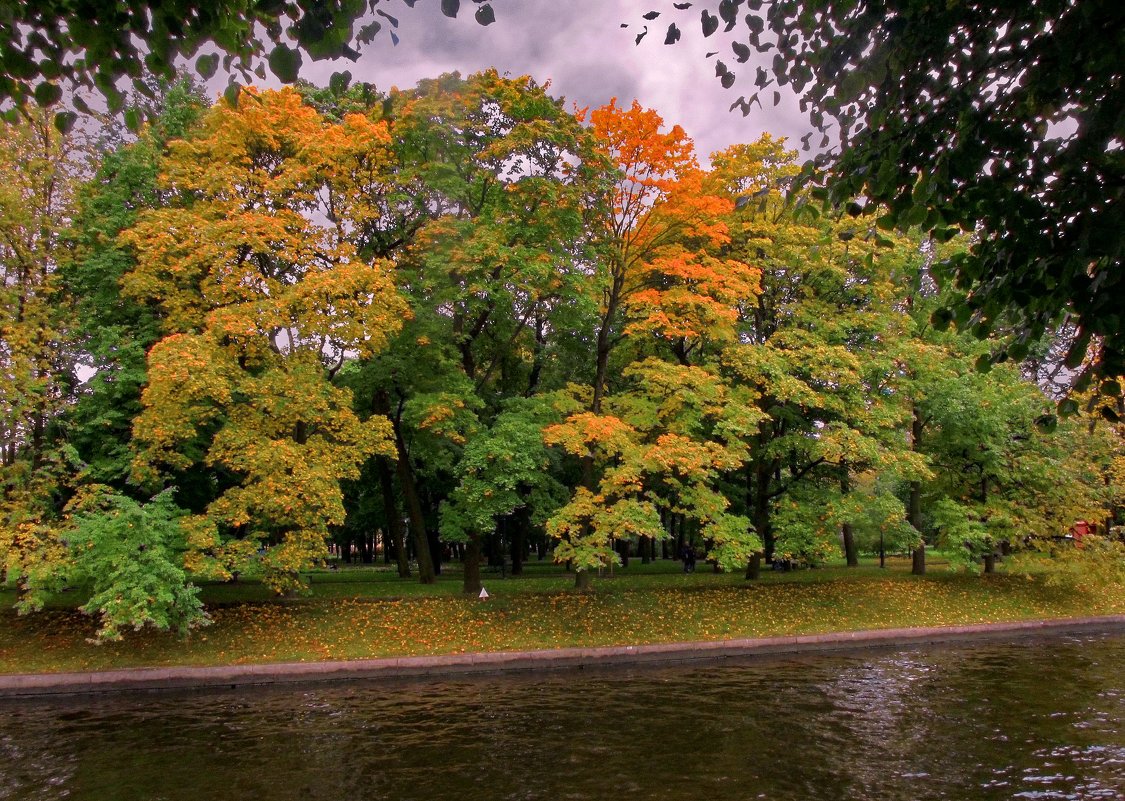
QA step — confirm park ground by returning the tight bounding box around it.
[1,554,1123,675]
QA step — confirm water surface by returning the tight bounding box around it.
[2,631,1122,800]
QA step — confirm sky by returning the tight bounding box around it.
[286,0,811,165]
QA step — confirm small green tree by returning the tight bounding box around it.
[63,490,207,641]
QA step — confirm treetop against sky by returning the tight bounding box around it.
[6,1,811,165]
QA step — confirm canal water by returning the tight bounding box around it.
[1,631,1122,801]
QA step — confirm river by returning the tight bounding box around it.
[1,631,1122,800]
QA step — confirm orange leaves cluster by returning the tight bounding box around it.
[543,412,637,459]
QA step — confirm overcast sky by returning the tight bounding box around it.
[286,0,811,165]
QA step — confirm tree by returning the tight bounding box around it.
[544,102,763,586]
[124,87,409,592]
[640,1,1125,382]
[336,70,612,589]
[708,137,928,572]
[0,107,85,593]
[56,489,208,641]
[61,81,207,490]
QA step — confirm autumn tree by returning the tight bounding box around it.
[703,137,928,574]
[124,87,409,592]
[543,100,764,587]
[0,108,85,593]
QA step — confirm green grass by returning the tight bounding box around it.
[1,554,1121,675]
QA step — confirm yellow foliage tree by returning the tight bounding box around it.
[124,88,409,591]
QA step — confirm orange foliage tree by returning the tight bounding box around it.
[546,100,762,586]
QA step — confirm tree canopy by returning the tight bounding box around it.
[8,1,1118,394]
[637,0,1124,386]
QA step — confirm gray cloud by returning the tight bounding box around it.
[270,1,814,164]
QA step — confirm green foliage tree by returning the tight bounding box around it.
[641,0,1125,380]
[61,81,207,489]
[59,489,207,641]
[710,137,927,572]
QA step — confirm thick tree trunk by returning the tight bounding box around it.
[376,456,410,578]
[575,568,591,590]
[427,528,442,576]
[510,507,528,576]
[746,551,762,580]
[462,533,482,595]
[983,553,996,574]
[755,461,774,562]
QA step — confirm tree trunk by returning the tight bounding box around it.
[746,551,762,580]
[575,569,591,590]
[909,404,925,575]
[376,456,410,578]
[427,527,442,576]
[754,461,774,562]
[392,420,435,585]
[983,553,996,573]
[510,507,528,576]
[840,460,858,567]
[462,533,482,595]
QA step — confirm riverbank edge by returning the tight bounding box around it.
[3,614,1123,698]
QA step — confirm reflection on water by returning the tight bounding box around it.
[1,632,1122,801]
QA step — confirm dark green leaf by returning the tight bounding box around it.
[475,4,496,25]
[357,21,382,44]
[441,0,460,18]
[701,10,719,37]
[34,81,62,107]
[197,53,219,79]
[268,45,301,83]
[53,110,77,133]
[329,70,352,94]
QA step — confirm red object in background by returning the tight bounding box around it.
[1070,520,1095,540]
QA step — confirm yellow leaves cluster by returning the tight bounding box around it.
[626,254,761,342]
[124,88,411,590]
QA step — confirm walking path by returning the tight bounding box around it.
[2,614,1122,697]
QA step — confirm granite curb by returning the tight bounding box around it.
[2,614,1123,698]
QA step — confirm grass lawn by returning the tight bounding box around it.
[0,555,1121,675]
